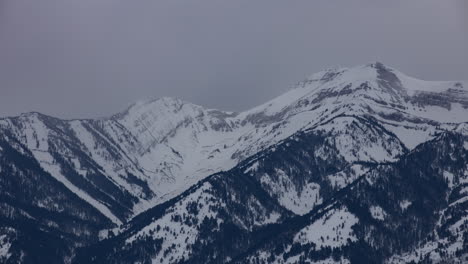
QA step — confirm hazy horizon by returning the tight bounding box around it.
[1,0,467,119]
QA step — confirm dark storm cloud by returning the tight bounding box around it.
[0,0,467,118]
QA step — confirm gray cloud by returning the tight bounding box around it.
[0,0,467,118]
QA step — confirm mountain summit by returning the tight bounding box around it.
[0,63,467,263]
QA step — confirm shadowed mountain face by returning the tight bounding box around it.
[0,63,467,263]
[74,127,468,264]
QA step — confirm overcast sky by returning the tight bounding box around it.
[0,0,467,119]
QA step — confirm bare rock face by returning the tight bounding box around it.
[410,87,468,110]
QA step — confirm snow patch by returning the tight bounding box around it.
[399,200,412,211]
[260,169,322,215]
[0,235,11,260]
[370,205,387,221]
[244,161,260,174]
[294,207,358,249]
[383,124,435,150]
[443,171,455,188]
[327,164,369,189]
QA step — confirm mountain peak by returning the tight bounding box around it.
[112,96,202,121]
[367,61,389,69]
[131,96,192,111]
[107,63,467,131]
[302,62,395,85]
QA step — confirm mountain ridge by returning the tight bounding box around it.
[2,62,467,219]
[7,62,467,122]
[1,62,468,263]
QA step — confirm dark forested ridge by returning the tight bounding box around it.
[74,129,468,264]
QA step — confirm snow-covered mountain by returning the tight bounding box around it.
[76,122,468,264]
[0,62,467,263]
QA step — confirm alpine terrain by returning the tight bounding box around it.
[0,62,467,263]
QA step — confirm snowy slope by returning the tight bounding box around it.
[76,122,468,264]
[237,131,468,264]
[109,62,467,214]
